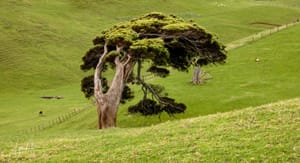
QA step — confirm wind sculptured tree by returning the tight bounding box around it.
[80,13,226,129]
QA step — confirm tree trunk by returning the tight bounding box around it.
[95,60,125,129]
[192,66,201,85]
[94,45,135,129]
[97,98,117,129]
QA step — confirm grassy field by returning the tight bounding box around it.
[1,98,299,162]
[0,1,300,161]
[1,0,300,132]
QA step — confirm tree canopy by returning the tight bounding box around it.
[80,12,226,119]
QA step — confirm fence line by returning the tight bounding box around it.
[226,20,300,51]
[143,74,155,80]
[22,106,91,134]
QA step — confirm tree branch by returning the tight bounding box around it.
[123,54,136,83]
[123,55,131,66]
[136,78,185,116]
[116,44,124,53]
[94,43,108,100]
[114,56,121,65]
[137,78,165,105]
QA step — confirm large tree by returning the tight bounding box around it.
[80,12,226,129]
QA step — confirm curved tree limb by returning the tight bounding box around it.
[136,78,185,117]
[94,42,108,102]
[136,78,167,105]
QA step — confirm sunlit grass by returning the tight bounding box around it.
[0,0,300,161]
[1,0,300,133]
[1,98,299,162]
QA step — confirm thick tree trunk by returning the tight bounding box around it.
[97,99,117,129]
[192,66,201,85]
[96,95,119,129]
[94,44,135,129]
[95,60,125,129]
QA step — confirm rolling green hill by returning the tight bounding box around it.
[0,0,300,138]
[1,0,300,92]
[0,1,300,161]
[1,98,299,162]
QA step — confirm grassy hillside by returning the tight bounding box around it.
[1,0,300,92]
[0,0,300,134]
[1,98,299,162]
[0,1,299,161]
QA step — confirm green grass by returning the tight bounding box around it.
[0,84,90,135]
[1,98,299,162]
[0,1,300,161]
[1,0,300,134]
[1,0,300,91]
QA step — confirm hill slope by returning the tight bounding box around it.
[0,1,299,161]
[1,0,300,92]
[0,0,300,133]
[1,98,299,162]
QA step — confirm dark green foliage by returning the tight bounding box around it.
[160,97,186,114]
[93,36,105,45]
[163,102,186,115]
[143,12,168,20]
[162,29,226,69]
[128,81,185,116]
[165,42,192,71]
[81,46,103,71]
[147,66,170,77]
[81,75,109,98]
[81,75,94,98]
[128,97,186,116]
[128,99,162,116]
[120,85,134,104]
[196,58,209,66]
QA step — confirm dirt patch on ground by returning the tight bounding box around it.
[250,22,281,27]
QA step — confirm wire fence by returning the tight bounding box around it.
[143,73,155,81]
[22,106,91,134]
[226,20,300,51]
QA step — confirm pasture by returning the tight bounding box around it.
[0,0,300,161]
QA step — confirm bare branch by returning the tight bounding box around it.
[114,56,121,65]
[123,55,132,66]
[136,78,185,116]
[116,45,124,53]
[94,42,108,99]
[137,78,163,104]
